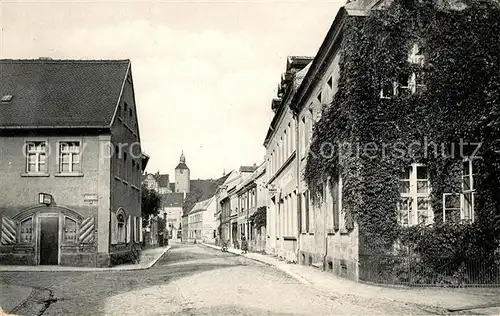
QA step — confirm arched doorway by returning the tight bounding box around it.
[14,205,83,265]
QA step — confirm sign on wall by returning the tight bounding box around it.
[84,194,98,205]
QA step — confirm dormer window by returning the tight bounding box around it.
[1,95,13,102]
[408,43,424,66]
[380,81,397,99]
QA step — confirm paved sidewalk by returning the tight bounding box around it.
[202,243,500,311]
[0,245,171,272]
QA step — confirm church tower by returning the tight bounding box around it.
[175,151,190,194]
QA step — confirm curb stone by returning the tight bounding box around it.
[0,245,171,272]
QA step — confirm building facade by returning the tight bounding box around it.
[290,4,367,279]
[234,163,267,252]
[187,197,217,244]
[0,59,146,267]
[264,56,313,262]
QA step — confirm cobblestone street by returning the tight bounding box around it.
[0,243,455,315]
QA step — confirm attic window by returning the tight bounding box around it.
[327,77,333,89]
[408,43,424,66]
[317,92,322,103]
[1,95,13,102]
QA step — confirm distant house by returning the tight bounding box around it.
[0,59,147,267]
[187,197,217,244]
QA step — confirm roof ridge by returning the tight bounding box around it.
[0,59,130,64]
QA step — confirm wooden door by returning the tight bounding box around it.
[39,217,59,265]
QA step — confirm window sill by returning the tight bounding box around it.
[55,173,84,177]
[21,173,49,177]
[283,236,297,241]
[114,176,122,181]
[340,229,350,235]
[122,180,129,185]
[131,185,140,191]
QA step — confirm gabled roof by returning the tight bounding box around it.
[0,59,131,128]
[235,162,266,194]
[161,193,184,208]
[188,197,215,214]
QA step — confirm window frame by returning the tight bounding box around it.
[57,139,83,175]
[398,163,433,226]
[63,216,79,243]
[19,217,34,244]
[25,139,48,174]
[116,209,126,243]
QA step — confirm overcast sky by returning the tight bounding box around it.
[1,0,343,180]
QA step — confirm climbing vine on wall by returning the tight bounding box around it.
[304,0,500,266]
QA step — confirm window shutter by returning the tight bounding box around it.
[133,216,138,242]
[1,216,17,245]
[346,210,354,231]
[126,215,132,243]
[78,217,95,244]
[332,182,340,231]
[111,212,117,245]
[139,217,143,242]
[305,190,310,232]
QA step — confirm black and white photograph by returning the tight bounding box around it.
[1,0,499,315]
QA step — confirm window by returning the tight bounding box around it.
[59,141,81,173]
[19,218,33,243]
[462,158,478,222]
[444,158,478,223]
[301,116,306,157]
[408,43,424,66]
[123,152,128,181]
[1,94,13,102]
[26,141,47,173]
[398,164,432,226]
[117,212,126,243]
[443,193,461,223]
[123,102,128,119]
[327,77,333,89]
[64,217,78,242]
[317,92,322,103]
[304,191,310,233]
[380,81,396,99]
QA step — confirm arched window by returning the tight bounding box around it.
[117,210,126,243]
[20,217,33,243]
[64,217,78,242]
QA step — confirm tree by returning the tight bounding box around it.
[141,184,161,227]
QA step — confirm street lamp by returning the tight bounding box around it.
[38,193,53,205]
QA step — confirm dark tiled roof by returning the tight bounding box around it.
[182,174,229,215]
[0,59,130,127]
[161,193,184,208]
[157,174,170,188]
[175,162,189,170]
[239,165,258,173]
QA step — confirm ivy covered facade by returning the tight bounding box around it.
[292,0,500,285]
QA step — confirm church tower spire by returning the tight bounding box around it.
[180,150,186,164]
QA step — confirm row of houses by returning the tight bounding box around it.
[187,0,499,286]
